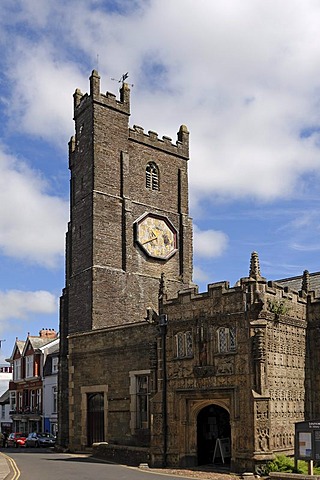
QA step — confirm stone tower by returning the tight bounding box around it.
[58,70,193,447]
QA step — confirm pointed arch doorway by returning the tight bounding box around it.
[197,404,231,465]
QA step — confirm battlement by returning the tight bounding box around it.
[73,70,130,117]
[163,275,309,321]
[129,123,189,159]
[164,280,241,306]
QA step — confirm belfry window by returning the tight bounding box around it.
[217,327,236,353]
[146,162,159,190]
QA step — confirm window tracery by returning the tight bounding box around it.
[146,162,159,190]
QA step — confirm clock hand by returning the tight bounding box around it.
[142,235,158,245]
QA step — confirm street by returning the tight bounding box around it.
[2,448,212,480]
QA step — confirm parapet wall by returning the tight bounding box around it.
[163,276,309,320]
[73,69,130,118]
[129,124,189,158]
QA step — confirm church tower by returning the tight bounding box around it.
[58,71,193,446]
[64,70,192,334]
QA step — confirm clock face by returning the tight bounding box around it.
[135,214,177,259]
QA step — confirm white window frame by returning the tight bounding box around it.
[10,391,16,411]
[18,392,23,411]
[30,390,35,410]
[13,358,21,381]
[25,355,34,378]
[36,389,41,411]
[52,357,59,373]
[52,386,57,413]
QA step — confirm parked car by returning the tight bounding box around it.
[6,432,27,448]
[25,432,56,448]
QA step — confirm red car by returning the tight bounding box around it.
[6,432,27,448]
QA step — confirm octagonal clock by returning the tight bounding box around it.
[135,213,178,260]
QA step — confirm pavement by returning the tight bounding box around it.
[0,452,10,479]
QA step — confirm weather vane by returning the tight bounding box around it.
[111,72,134,88]
[0,339,6,349]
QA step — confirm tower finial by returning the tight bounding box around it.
[249,251,261,279]
[301,269,310,293]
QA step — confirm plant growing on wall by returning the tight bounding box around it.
[267,299,288,320]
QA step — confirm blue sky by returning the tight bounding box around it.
[1,0,320,361]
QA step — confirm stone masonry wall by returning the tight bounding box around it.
[68,322,157,451]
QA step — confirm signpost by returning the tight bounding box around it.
[295,420,320,475]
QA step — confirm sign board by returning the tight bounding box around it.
[212,438,231,464]
[295,420,320,461]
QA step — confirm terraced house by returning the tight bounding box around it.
[58,71,320,473]
[8,329,58,433]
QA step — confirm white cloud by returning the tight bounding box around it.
[0,0,320,269]
[193,225,229,258]
[0,289,57,321]
[0,147,68,267]
[4,39,83,149]
[1,0,320,206]
[193,265,210,286]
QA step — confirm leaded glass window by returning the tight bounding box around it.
[175,331,193,358]
[218,327,237,353]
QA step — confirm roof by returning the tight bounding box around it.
[0,389,10,404]
[274,271,320,294]
[15,341,25,354]
[39,337,59,354]
[28,336,54,349]
[6,340,26,362]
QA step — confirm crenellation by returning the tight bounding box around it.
[132,124,144,134]
[73,92,90,115]
[92,88,130,114]
[148,130,158,140]
[73,71,130,118]
[105,91,116,100]
[73,88,83,108]
[129,124,189,158]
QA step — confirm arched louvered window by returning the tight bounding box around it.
[146,162,159,190]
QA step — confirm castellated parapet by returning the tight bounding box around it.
[73,69,130,115]
[69,70,189,161]
[129,124,189,159]
[162,275,308,322]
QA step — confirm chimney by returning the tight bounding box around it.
[39,328,57,339]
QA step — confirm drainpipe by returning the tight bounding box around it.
[159,313,168,467]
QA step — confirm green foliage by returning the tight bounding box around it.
[263,455,320,475]
[267,299,288,317]
[264,455,295,474]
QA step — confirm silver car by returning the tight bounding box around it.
[25,432,56,448]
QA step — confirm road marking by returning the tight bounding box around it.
[1,452,20,479]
